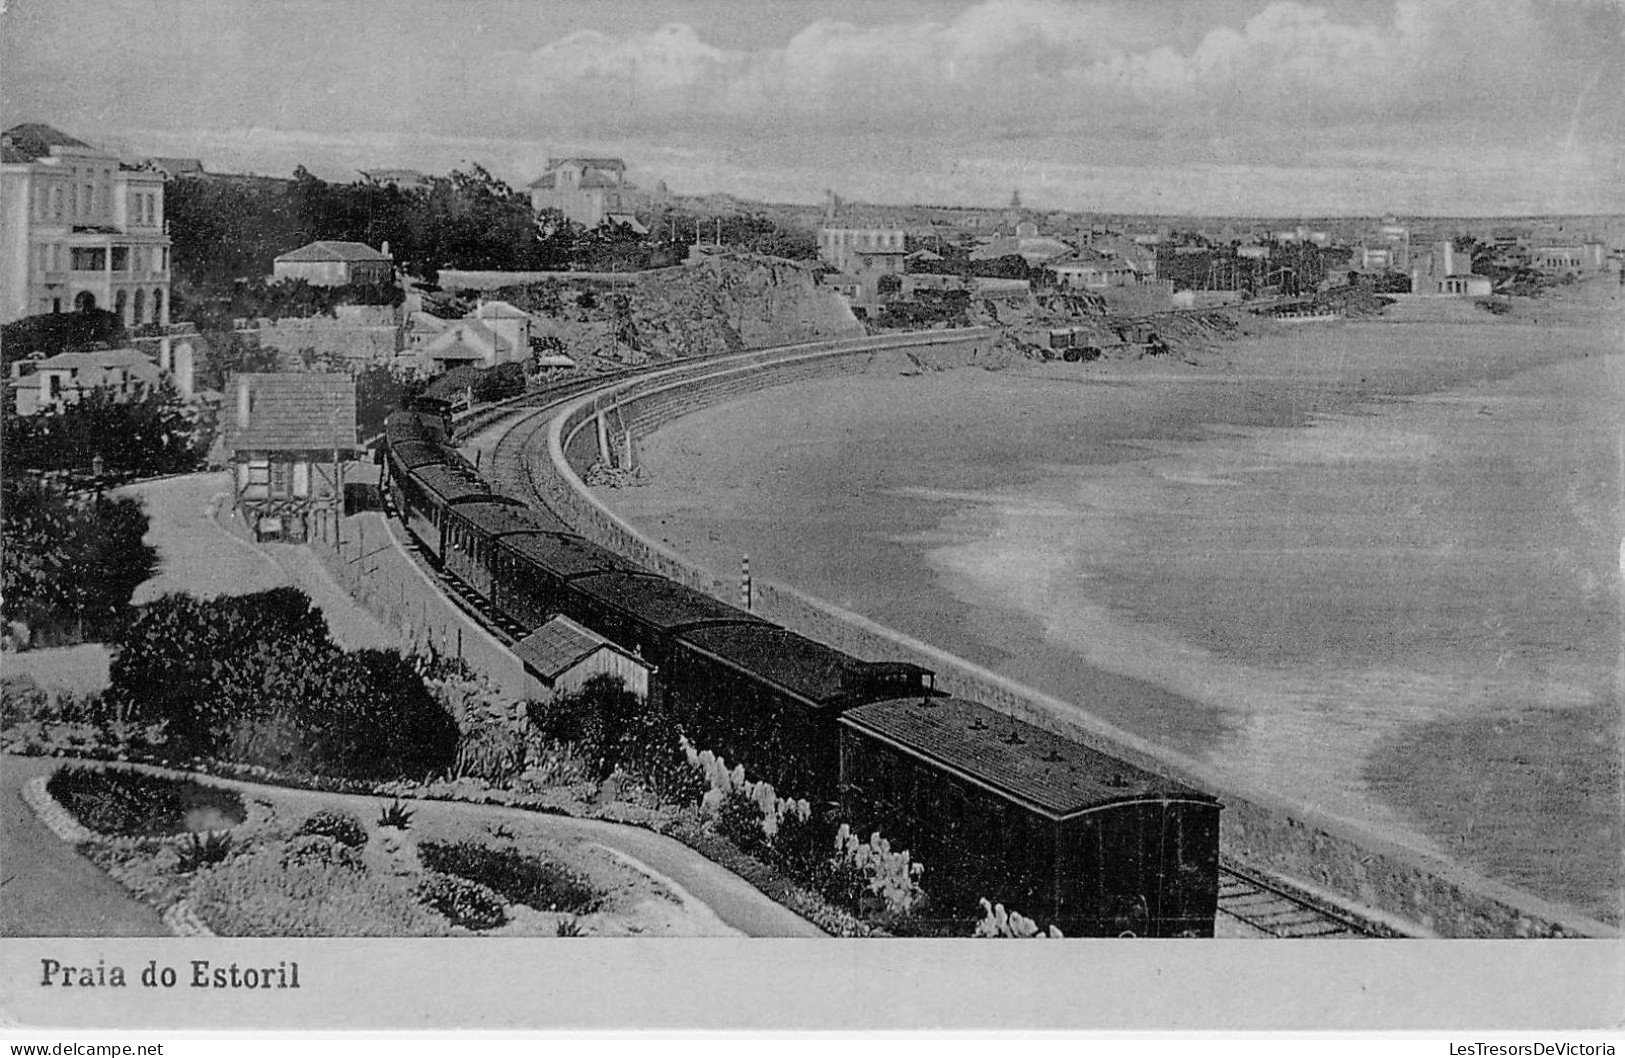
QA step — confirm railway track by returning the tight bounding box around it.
[425,357,1391,941]
[1217,862,1384,938]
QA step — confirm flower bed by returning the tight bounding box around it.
[418,840,600,915]
[45,764,246,837]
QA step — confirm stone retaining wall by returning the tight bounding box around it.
[533,332,1617,940]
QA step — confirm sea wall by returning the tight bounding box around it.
[532,335,1617,940]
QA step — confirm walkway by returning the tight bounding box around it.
[0,754,822,938]
[0,755,169,936]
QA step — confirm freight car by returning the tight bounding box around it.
[487,530,641,632]
[663,623,935,800]
[560,568,767,666]
[838,695,1221,936]
[379,404,1222,937]
[441,499,567,601]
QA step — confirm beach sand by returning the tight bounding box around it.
[598,285,1624,923]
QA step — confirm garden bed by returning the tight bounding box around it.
[34,762,738,937]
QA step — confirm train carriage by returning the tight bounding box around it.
[665,624,934,800]
[838,696,1221,937]
[561,569,766,666]
[384,410,450,448]
[440,498,552,599]
[488,531,641,633]
[404,462,497,562]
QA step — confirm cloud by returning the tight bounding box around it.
[510,0,1619,136]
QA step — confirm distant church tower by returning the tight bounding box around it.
[1010,188,1022,210]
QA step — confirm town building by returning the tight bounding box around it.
[1355,216,1410,273]
[7,348,162,417]
[969,232,1075,267]
[226,373,359,543]
[527,157,645,230]
[818,227,909,304]
[1410,241,1493,296]
[271,240,394,287]
[0,123,172,327]
[1529,242,1607,276]
[1046,249,1137,289]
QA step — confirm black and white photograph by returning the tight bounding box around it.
[0,0,1621,1036]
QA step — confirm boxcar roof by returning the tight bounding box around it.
[389,439,448,470]
[384,411,446,443]
[673,624,867,706]
[452,500,566,537]
[498,531,638,580]
[840,696,1216,820]
[568,570,766,634]
[413,463,492,504]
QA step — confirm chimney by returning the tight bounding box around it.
[175,342,195,400]
[380,240,391,258]
[237,378,251,427]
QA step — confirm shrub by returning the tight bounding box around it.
[376,800,415,831]
[415,873,508,931]
[279,834,364,872]
[295,809,368,849]
[46,766,245,837]
[191,846,448,937]
[452,727,527,785]
[830,824,927,918]
[555,917,584,937]
[973,898,1064,938]
[107,590,458,780]
[176,831,234,872]
[418,840,599,914]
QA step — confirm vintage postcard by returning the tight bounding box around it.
[0,0,1621,1034]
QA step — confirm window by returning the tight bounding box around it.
[292,462,310,498]
[111,247,129,271]
[152,288,164,322]
[51,187,63,218]
[242,458,270,497]
[270,461,293,497]
[71,248,106,271]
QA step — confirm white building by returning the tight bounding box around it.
[0,124,171,327]
[528,158,645,230]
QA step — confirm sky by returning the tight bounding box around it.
[4,0,1622,216]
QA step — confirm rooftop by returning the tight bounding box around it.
[229,373,358,452]
[841,696,1217,820]
[273,240,392,264]
[513,615,639,681]
[2,123,93,162]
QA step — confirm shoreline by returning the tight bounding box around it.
[595,289,1623,923]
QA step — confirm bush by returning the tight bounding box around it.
[418,840,599,914]
[176,831,234,872]
[295,809,368,849]
[471,362,526,403]
[415,873,508,931]
[106,590,458,780]
[191,846,448,937]
[279,834,364,872]
[46,766,245,837]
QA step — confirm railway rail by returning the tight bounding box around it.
[1217,861,1387,938]
[410,350,1391,940]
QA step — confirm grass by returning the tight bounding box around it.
[190,845,450,937]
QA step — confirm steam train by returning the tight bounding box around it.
[381,402,1221,936]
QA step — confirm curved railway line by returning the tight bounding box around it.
[404,350,1388,940]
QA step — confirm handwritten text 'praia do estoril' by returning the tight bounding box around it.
[39,959,301,990]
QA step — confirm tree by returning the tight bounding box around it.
[2,379,210,480]
[1,310,126,371]
[0,479,159,646]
